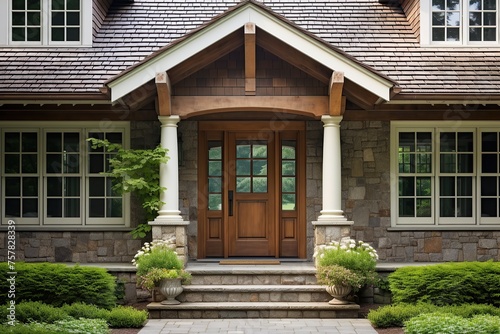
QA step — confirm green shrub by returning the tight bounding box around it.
[16,301,70,324]
[405,313,500,334]
[107,306,148,328]
[61,302,110,320]
[368,303,500,328]
[389,262,500,306]
[0,262,117,309]
[0,318,109,334]
[367,303,439,328]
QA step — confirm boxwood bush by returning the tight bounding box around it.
[388,262,500,306]
[0,262,117,309]
[108,306,148,328]
[368,303,500,328]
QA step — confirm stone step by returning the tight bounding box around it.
[178,284,331,303]
[148,301,360,319]
[187,262,318,286]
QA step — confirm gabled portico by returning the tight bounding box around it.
[104,0,396,261]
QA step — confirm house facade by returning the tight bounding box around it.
[1,0,500,264]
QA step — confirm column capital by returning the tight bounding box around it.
[158,115,180,127]
[321,115,343,127]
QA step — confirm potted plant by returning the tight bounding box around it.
[314,238,378,304]
[133,239,191,305]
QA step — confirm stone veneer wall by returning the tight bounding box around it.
[0,120,160,263]
[341,120,500,262]
[178,121,199,260]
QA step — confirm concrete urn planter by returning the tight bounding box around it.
[158,278,183,305]
[325,284,352,305]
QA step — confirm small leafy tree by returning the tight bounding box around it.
[87,138,168,238]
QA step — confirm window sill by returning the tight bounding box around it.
[388,226,500,231]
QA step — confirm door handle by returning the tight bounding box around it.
[228,190,233,216]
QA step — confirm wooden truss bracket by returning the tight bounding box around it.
[156,71,172,116]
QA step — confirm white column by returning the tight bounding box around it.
[317,115,347,222]
[153,115,184,224]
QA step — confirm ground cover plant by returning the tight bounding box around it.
[368,303,500,328]
[404,313,500,334]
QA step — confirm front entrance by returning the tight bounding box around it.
[198,121,306,259]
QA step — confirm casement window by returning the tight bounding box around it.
[421,0,499,46]
[1,122,130,227]
[0,0,92,46]
[391,122,500,228]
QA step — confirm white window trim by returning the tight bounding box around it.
[0,121,130,227]
[421,0,500,47]
[0,0,92,47]
[391,121,500,229]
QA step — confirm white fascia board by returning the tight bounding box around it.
[108,7,251,101]
[108,4,393,102]
[246,7,393,101]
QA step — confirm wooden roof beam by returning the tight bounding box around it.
[329,71,345,116]
[156,71,172,116]
[245,23,256,96]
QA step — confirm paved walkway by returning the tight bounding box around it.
[138,319,378,333]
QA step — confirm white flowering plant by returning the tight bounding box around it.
[314,238,378,291]
[133,239,191,291]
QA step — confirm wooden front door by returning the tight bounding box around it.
[198,121,306,259]
[227,131,275,256]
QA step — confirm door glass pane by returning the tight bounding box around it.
[208,161,221,176]
[253,160,267,175]
[252,145,267,158]
[236,160,251,175]
[282,177,295,192]
[23,177,38,196]
[207,141,222,210]
[252,177,267,193]
[282,194,295,210]
[281,140,296,210]
[208,194,222,211]
[236,145,251,158]
[282,161,295,175]
[236,177,251,192]
[208,178,221,192]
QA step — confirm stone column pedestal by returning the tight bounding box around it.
[150,220,189,264]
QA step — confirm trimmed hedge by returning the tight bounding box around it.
[0,262,117,309]
[368,303,500,328]
[388,262,500,306]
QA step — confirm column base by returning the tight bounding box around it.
[312,220,354,267]
[149,217,190,264]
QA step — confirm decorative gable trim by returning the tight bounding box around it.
[105,1,395,103]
